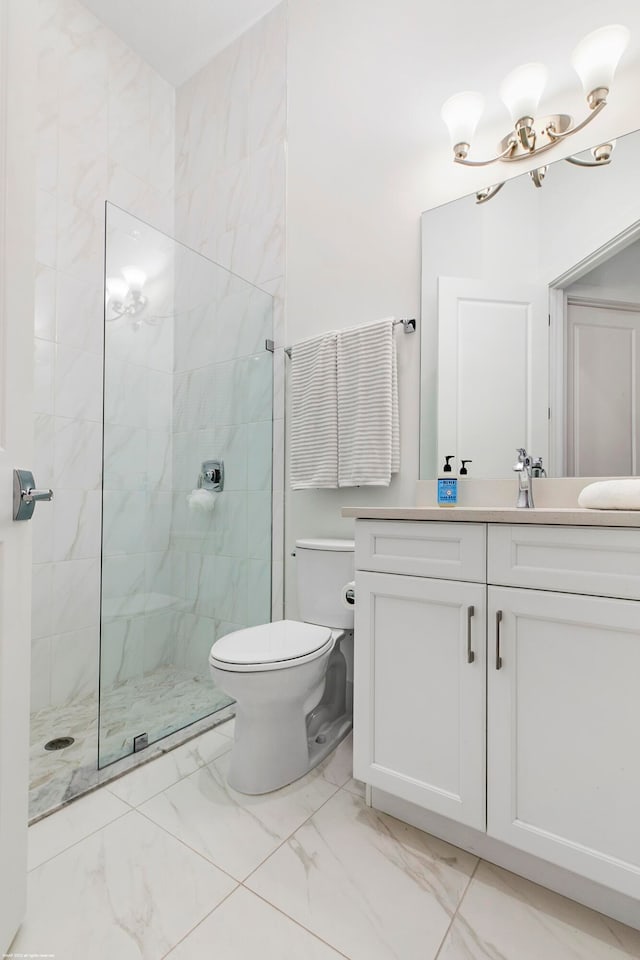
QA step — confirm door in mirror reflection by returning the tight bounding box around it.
[566,300,640,476]
[438,277,548,478]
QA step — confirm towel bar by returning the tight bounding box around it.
[284,317,417,358]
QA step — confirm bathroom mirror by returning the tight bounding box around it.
[419,126,640,479]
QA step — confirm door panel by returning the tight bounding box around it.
[488,586,640,899]
[0,0,36,952]
[438,277,548,478]
[566,300,640,476]
[354,571,486,830]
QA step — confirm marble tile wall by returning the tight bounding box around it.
[170,258,274,675]
[31,0,175,719]
[174,3,287,620]
[33,0,285,741]
[100,240,175,695]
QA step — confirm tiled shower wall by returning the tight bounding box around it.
[174,3,287,619]
[31,0,175,715]
[170,268,274,675]
[32,0,287,721]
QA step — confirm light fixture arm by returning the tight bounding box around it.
[546,91,607,141]
[564,153,610,167]
[475,183,505,204]
[454,139,517,167]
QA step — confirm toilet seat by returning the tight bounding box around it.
[209,620,334,673]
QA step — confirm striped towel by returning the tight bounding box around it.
[289,332,339,489]
[337,317,399,487]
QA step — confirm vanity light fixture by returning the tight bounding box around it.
[106,265,150,328]
[441,23,629,201]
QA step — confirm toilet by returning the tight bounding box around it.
[209,538,355,794]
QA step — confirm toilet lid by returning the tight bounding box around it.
[209,620,333,669]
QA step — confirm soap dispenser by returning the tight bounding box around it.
[438,455,458,507]
[460,460,472,476]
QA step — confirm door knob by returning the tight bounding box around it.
[13,469,53,521]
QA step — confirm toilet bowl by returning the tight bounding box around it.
[209,538,354,795]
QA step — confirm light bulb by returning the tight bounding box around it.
[106,277,129,303]
[571,24,630,97]
[441,91,484,151]
[121,265,147,293]
[499,62,547,123]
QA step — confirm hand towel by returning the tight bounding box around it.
[337,317,399,487]
[289,332,339,489]
[578,479,640,509]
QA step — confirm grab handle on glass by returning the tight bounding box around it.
[495,610,503,670]
[466,605,475,663]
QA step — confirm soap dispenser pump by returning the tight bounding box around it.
[438,455,458,506]
[460,460,472,476]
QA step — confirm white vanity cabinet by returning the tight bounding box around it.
[353,518,640,905]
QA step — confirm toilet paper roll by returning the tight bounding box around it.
[187,488,218,513]
[341,581,355,609]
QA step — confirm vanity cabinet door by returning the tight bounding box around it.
[354,571,486,830]
[487,586,640,899]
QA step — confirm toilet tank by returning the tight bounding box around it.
[295,538,355,629]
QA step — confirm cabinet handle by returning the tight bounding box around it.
[495,610,503,670]
[467,605,475,663]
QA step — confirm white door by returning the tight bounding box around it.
[0,0,37,953]
[566,299,640,476]
[438,277,549,478]
[487,586,640,900]
[353,571,486,830]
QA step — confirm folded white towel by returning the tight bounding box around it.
[337,317,399,487]
[289,332,338,489]
[578,479,640,510]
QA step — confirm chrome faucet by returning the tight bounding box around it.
[513,447,535,508]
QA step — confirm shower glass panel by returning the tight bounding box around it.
[99,203,273,767]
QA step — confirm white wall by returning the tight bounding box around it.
[284,0,640,614]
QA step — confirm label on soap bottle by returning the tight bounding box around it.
[438,478,458,506]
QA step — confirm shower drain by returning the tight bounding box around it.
[44,736,75,751]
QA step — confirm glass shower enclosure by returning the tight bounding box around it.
[99,204,273,766]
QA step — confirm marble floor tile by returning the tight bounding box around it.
[13,810,236,960]
[247,789,478,960]
[98,665,232,766]
[166,886,345,959]
[29,665,234,819]
[436,862,640,960]
[28,786,130,871]
[107,727,232,807]
[138,749,341,881]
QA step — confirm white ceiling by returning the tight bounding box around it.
[80,0,640,117]
[80,0,283,86]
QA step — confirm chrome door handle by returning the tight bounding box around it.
[466,605,475,663]
[495,610,503,670]
[13,469,54,521]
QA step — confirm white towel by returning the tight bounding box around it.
[337,317,399,487]
[289,332,338,489]
[578,479,640,510]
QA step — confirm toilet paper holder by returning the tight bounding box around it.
[199,460,224,492]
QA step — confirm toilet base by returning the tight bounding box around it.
[227,682,353,796]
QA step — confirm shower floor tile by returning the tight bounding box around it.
[29,665,232,820]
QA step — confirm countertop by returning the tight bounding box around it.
[341,506,640,527]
